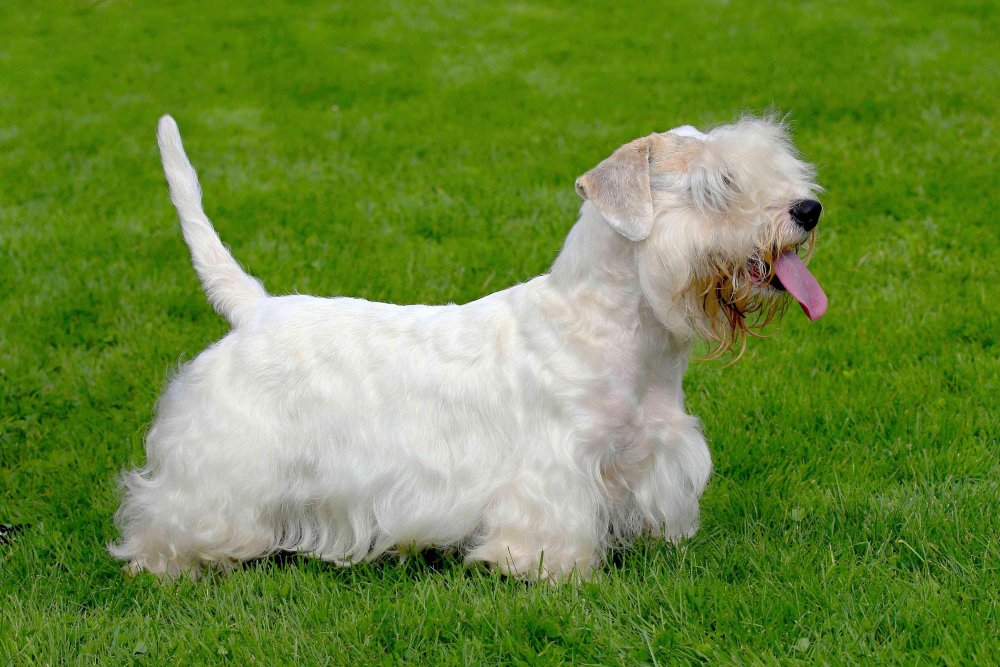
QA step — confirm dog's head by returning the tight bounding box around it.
[575,115,826,355]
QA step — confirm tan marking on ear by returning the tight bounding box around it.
[649,133,701,174]
[575,136,655,242]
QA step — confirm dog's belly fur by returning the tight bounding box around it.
[113,273,711,578]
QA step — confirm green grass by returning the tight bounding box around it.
[1,0,997,663]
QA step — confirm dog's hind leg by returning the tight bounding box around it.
[109,463,276,579]
[108,400,279,579]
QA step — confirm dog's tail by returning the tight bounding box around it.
[156,115,267,328]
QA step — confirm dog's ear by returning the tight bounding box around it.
[575,136,655,242]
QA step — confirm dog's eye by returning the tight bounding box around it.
[721,172,737,192]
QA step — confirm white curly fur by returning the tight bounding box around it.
[110,114,821,581]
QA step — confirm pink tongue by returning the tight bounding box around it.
[774,251,827,320]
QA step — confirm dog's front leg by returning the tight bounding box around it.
[466,463,605,582]
[629,413,713,542]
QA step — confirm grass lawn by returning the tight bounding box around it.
[1,0,997,663]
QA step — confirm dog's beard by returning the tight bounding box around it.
[688,228,816,359]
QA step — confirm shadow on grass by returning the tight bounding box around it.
[238,538,677,584]
[242,546,478,582]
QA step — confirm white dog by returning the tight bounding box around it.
[110,114,826,581]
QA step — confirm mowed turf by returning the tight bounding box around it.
[1,1,996,663]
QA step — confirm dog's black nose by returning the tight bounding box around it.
[790,199,822,231]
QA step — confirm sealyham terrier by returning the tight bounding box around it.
[110,114,826,581]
